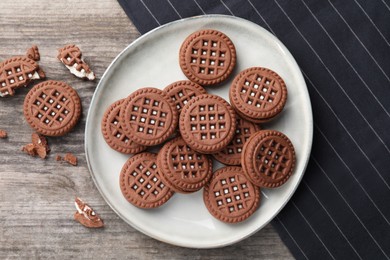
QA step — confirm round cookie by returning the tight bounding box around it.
[179,94,237,154]
[242,130,296,188]
[120,87,178,146]
[203,166,261,223]
[101,99,146,154]
[157,136,213,193]
[163,80,207,113]
[213,117,261,165]
[23,80,81,136]
[179,29,236,86]
[119,152,174,209]
[229,67,287,122]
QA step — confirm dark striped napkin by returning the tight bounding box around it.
[117,0,390,259]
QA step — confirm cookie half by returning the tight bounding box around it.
[203,166,261,223]
[179,29,236,86]
[179,94,236,154]
[23,80,81,136]
[119,152,174,208]
[101,99,146,154]
[157,136,213,193]
[242,130,296,188]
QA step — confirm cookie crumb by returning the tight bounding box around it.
[22,133,50,159]
[64,153,77,166]
[74,197,104,228]
[22,143,37,156]
[55,155,62,161]
[0,129,7,139]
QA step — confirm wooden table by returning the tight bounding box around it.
[0,0,292,258]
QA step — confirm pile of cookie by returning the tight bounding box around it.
[101,29,296,223]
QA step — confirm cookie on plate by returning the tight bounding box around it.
[179,29,236,86]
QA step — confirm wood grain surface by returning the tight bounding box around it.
[0,0,292,259]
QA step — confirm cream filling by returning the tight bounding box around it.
[62,59,95,80]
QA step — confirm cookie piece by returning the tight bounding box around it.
[74,197,104,228]
[120,152,174,208]
[229,67,287,122]
[157,136,213,193]
[213,117,261,165]
[120,87,178,146]
[164,80,207,113]
[64,153,78,166]
[101,99,146,154]
[203,166,260,223]
[242,130,296,188]
[32,133,50,159]
[23,80,82,136]
[0,45,45,97]
[179,29,236,86]
[57,44,95,80]
[0,129,7,139]
[179,94,236,154]
[22,143,37,157]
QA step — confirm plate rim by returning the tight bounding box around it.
[85,14,313,249]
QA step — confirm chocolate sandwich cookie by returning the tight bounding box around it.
[101,99,146,154]
[213,117,261,165]
[157,136,213,193]
[0,45,45,97]
[179,94,237,154]
[119,152,174,209]
[120,88,178,146]
[23,80,81,136]
[229,67,287,123]
[179,29,236,86]
[242,130,296,188]
[203,166,261,223]
[163,80,207,113]
[57,44,95,80]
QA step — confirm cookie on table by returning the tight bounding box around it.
[213,116,261,165]
[120,87,178,146]
[119,152,174,209]
[0,45,45,97]
[203,166,261,223]
[163,80,207,113]
[23,80,81,136]
[157,136,213,193]
[242,130,296,188]
[74,197,104,228]
[101,99,146,154]
[229,67,287,123]
[179,29,236,86]
[57,44,95,80]
[179,94,237,154]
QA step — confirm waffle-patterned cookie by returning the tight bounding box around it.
[163,80,207,113]
[57,44,95,80]
[0,46,45,97]
[74,197,104,228]
[213,117,261,165]
[179,29,236,86]
[119,152,174,208]
[157,137,213,193]
[101,99,146,154]
[203,166,260,223]
[230,67,287,122]
[23,80,81,136]
[180,94,236,154]
[242,130,296,188]
[120,88,178,146]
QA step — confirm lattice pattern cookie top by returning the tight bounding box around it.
[57,44,95,80]
[230,67,287,122]
[164,80,207,113]
[23,80,81,136]
[242,130,296,188]
[119,152,174,209]
[203,166,260,223]
[157,137,213,193]
[101,99,146,154]
[179,29,236,86]
[213,117,261,165]
[179,94,237,154]
[120,88,178,146]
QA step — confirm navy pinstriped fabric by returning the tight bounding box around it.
[117,0,390,259]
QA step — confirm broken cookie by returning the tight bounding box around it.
[21,132,50,159]
[57,44,95,80]
[74,197,104,228]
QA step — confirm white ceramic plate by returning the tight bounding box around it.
[85,15,313,248]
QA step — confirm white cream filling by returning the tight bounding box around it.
[62,59,95,80]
